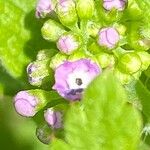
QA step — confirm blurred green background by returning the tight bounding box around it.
[0,96,49,150]
[0,0,51,149]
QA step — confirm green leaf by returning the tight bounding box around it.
[136,80,150,121]
[51,139,71,150]
[0,0,51,83]
[51,71,142,150]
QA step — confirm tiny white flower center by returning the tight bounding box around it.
[67,71,91,89]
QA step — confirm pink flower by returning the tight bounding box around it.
[98,27,120,49]
[53,59,101,100]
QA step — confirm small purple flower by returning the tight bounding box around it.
[53,59,101,100]
[14,91,39,117]
[103,0,127,11]
[44,108,62,129]
[98,27,120,49]
[57,33,80,54]
[36,0,56,18]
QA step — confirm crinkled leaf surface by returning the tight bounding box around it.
[51,71,142,150]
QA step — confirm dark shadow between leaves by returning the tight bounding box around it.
[23,10,56,60]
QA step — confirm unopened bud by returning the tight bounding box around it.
[114,69,132,85]
[56,0,78,26]
[57,32,81,54]
[87,21,100,37]
[77,0,95,20]
[50,53,67,70]
[36,49,57,61]
[44,108,62,129]
[27,59,51,87]
[35,0,57,18]
[103,0,127,11]
[95,53,111,68]
[14,90,60,117]
[136,51,150,71]
[41,19,66,42]
[36,124,53,144]
[118,52,142,74]
[98,27,120,49]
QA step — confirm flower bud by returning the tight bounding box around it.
[50,53,67,70]
[14,90,60,117]
[114,69,132,85]
[56,0,78,26]
[76,0,95,20]
[53,59,101,100]
[36,49,57,61]
[27,59,51,87]
[114,23,126,36]
[95,53,111,68]
[138,39,150,51]
[118,52,142,74]
[41,19,66,42]
[35,0,57,18]
[36,124,52,144]
[136,51,150,71]
[68,51,87,62]
[103,0,127,11]
[44,108,62,129]
[98,27,120,49]
[57,32,81,54]
[87,21,100,37]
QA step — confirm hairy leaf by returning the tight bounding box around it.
[51,71,142,150]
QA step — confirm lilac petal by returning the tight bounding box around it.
[44,108,62,129]
[53,59,101,101]
[14,91,38,117]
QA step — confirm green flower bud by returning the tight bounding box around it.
[118,52,142,74]
[68,51,87,61]
[136,51,150,71]
[138,39,150,50]
[41,19,66,42]
[109,55,116,67]
[50,53,68,70]
[114,69,132,85]
[114,23,127,36]
[77,0,95,20]
[56,0,78,26]
[36,124,53,144]
[36,49,57,61]
[95,52,111,68]
[87,21,100,37]
[88,42,103,54]
[27,59,52,87]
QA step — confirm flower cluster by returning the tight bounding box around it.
[14,0,150,144]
